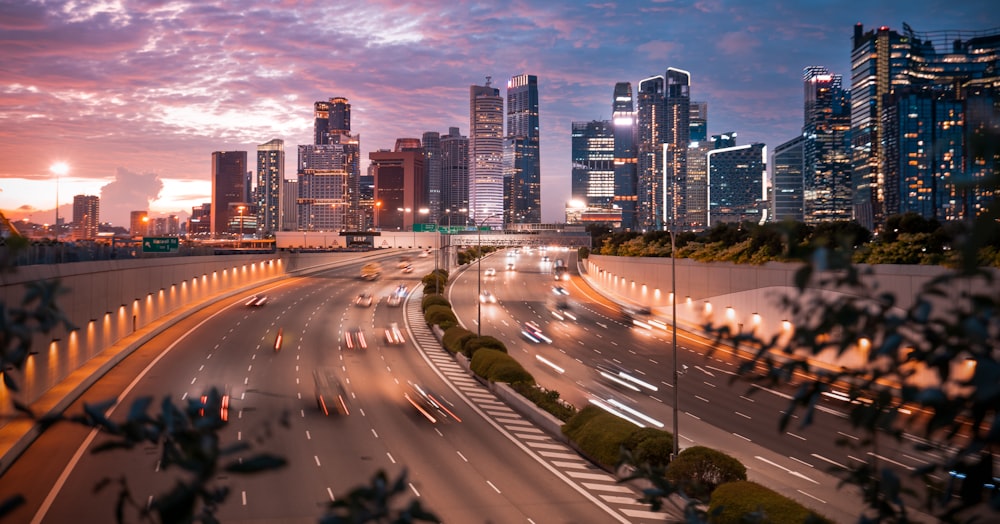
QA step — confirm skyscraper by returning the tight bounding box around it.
[72,194,99,240]
[211,151,248,237]
[571,120,614,207]
[802,66,851,224]
[850,23,999,229]
[637,68,691,231]
[440,127,469,226]
[256,138,284,235]
[469,79,504,228]
[505,74,541,224]
[771,135,806,222]
[310,97,361,229]
[612,82,638,231]
[280,179,298,231]
[707,143,768,227]
[422,131,442,224]
[297,144,352,231]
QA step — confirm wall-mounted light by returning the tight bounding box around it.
[752,313,761,324]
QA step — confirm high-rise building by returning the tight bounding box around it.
[689,101,708,142]
[505,74,541,224]
[370,141,426,233]
[802,66,852,224]
[571,120,614,207]
[211,151,248,237]
[72,194,99,240]
[686,141,712,230]
[707,143,767,226]
[637,68,691,231]
[297,144,353,231]
[612,82,639,231]
[256,139,284,235]
[310,97,361,229]
[851,23,1000,229]
[280,180,298,231]
[188,203,211,236]
[637,75,664,231]
[771,136,806,222]
[440,127,469,227]
[469,79,505,229]
[129,210,148,238]
[422,131,442,225]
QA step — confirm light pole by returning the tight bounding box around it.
[50,162,69,239]
[665,143,680,459]
[374,201,382,230]
[416,207,429,248]
[476,213,499,336]
[237,205,245,240]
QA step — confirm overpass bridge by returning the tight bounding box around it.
[274,229,592,250]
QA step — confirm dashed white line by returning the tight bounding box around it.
[305,430,311,440]
[387,453,396,464]
[786,432,806,441]
[486,480,501,494]
[735,411,751,419]
[314,456,321,466]
[733,433,751,441]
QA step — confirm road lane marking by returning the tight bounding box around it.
[486,480,501,494]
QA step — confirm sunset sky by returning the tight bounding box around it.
[1,0,995,227]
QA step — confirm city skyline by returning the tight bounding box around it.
[0,1,995,226]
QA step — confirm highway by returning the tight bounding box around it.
[453,247,955,523]
[5,255,658,523]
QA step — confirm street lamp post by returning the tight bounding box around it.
[50,162,69,239]
[374,201,382,230]
[665,143,681,459]
[237,205,245,240]
[476,213,498,336]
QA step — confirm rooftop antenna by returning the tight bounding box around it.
[485,76,492,87]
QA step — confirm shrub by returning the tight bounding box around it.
[708,481,832,524]
[463,335,506,357]
[441,326,476,354]
[422,271,448,294]
[421,293,451,311]
[562,406,640,468]
[470,349,534,385]
[510,382,577,422]
[665,446,746,501]
[622,427,674,468]
[424,305,457,327]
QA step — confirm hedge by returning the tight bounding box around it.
[510,382,577,422]
[421,293,451,311]
[622,427,674,468]
[666,446,746,501]
[463,335,507,357]
[441,326,476,354]
[561,405,640,468]
[708,481,832,524]
[470,349,534,385]
[424,304,458,327]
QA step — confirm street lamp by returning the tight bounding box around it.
[477,213,499,336]
[665,143,680,460]
[374,201,382,230]
[237,205,245,240]
[417,207,429,248]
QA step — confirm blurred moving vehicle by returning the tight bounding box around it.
[344,328,368,350]
[313,369,349,416]
[198,387,231,422]
[386,293,403,307]
[553,265,569,281]
[484,267,496,276]
[521,321,552,343]
[245,295,268,307]
[404,381,461,423]
[397,257,412,268]
[506,262,516,271]
[479,290,497,303]
[361,262,382,281]
[354,293,374,307]
[401,264,414,273]
[384,322,405,345]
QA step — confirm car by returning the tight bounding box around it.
[479,290,497,303]
[397,257,412,268]
[313,369,349,416]
[354,293,373,307]
[198,387,231,422]
[386,293,403,307]
[521,321,552,343]
[245,295,268,307]
[552,286,569,296]
[506,263,516,271]
[343,327,367,350]
[404,381,461,423]
[541,255,550,262]
[401,264,414,273]
[484,267,496,276]
[418,250,429,258]
[384,322,405,344]
[394,284,408,297]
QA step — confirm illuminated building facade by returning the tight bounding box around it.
[802,66,852,224]
[469,80,504,228]
[211,150,248,237]
[72,194,99,240]
[613,82,638,231]
[505,73,541,224]
[256,138,284,235]
[707,143,767,227]
[571,120,615,208]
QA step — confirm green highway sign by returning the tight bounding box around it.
[142,236,179,253]
[414,223,438,232]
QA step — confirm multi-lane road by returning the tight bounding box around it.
[0,248,962,523]
[454,247,960,523]
[3,254,666,523]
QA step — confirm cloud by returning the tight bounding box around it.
[100,167,164,226]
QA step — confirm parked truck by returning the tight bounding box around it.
[361,262,382,281]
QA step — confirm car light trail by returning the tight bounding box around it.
[598,371,641,392]
[535,354,565,374]
[606,398,663,428]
